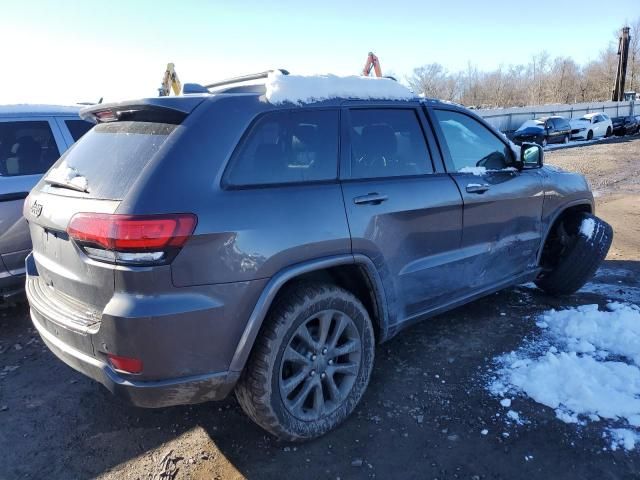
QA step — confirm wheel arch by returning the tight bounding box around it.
[228,254,389,374]
[537,200,593,265]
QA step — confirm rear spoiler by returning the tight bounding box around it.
[80,96,206,124]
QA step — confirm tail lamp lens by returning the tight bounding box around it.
[67,213,197,265]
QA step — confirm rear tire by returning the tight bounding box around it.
[535,213,613,295]
[606,126,612,137]
[587,130,594,140]
[235,282,375,441]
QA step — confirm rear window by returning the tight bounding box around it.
[45,121,176,199]
[0,120,60,176]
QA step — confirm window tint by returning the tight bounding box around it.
[225,109,338,187]
[46,121,176,199]
[349,109,432,179]
[65,120,93,142]
[433,110,513,172]
[0,121,60,176]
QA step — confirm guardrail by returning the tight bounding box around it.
[476,100,636,133]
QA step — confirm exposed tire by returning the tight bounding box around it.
[235,282,375,441]
[606,126,612,137]
[587,130,594,140]
[535,213,613,295]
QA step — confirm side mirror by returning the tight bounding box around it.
[520,142,543,169]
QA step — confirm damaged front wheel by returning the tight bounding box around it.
[535,212,613,295]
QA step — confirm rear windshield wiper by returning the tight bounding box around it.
[44,178,89,193]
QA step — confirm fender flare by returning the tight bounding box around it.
[536,198,594,265]
[228,253,389,374]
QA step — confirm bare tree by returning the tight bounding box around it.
[405,17,640,108]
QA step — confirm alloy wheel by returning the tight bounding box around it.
[279,309,362,421]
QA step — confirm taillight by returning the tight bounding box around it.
[67,213,197,265]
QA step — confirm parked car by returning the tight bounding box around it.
[611,115,639,136]
[512,116,571,147]
[570,113,612,140]
[23,75,612,441]
[0,105,92,302]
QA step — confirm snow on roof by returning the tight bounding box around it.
[264,71,415,105]
[0,104,82,117]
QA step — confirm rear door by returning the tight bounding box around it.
[427,107,544,291]
[340,104,464,323]
[0,117,66,275]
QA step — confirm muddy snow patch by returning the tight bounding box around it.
[488,303,640,450]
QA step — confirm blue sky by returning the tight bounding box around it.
[1,0,636,104]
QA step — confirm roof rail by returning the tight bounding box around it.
[204,69,289,89]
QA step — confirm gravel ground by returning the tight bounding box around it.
[0,137,638,480]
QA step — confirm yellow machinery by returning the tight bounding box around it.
[158,63,181,96]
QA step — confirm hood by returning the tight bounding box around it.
[514,127,543,136]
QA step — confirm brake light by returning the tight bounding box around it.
[67,213,197,265]
[107,354,143,374]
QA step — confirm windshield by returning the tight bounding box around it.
[43,121,176,200]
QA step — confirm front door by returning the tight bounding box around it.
[428,108,544,292]
[340,105,464,323]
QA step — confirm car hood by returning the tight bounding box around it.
[515,127,543,136]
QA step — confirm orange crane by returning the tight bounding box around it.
[362,52,382,77]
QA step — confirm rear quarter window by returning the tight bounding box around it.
[224,109,339,187]
[45,121,176,199]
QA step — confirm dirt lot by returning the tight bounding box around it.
[1,137,639,480]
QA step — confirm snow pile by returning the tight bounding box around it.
[264,71,414,105]
[609,428,640,451]
[489,303,640,450]
[580,217,596,239]
[45,161,89,191]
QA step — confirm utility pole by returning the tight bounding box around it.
[612,27,631,101]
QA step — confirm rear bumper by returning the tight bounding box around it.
[24,252,265,408]
[31,307,239,407]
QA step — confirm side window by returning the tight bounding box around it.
[65,120,93,142]
[0,121,60,176]
[225,109,338,187]
[349,109,432,179]
[593,115,601,124]
[433,110,513,172]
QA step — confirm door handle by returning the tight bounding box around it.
[466,184,490,194]
[353,193,388,205]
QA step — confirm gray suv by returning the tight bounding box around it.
[23,74,612,441]
[0,105,92,302]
